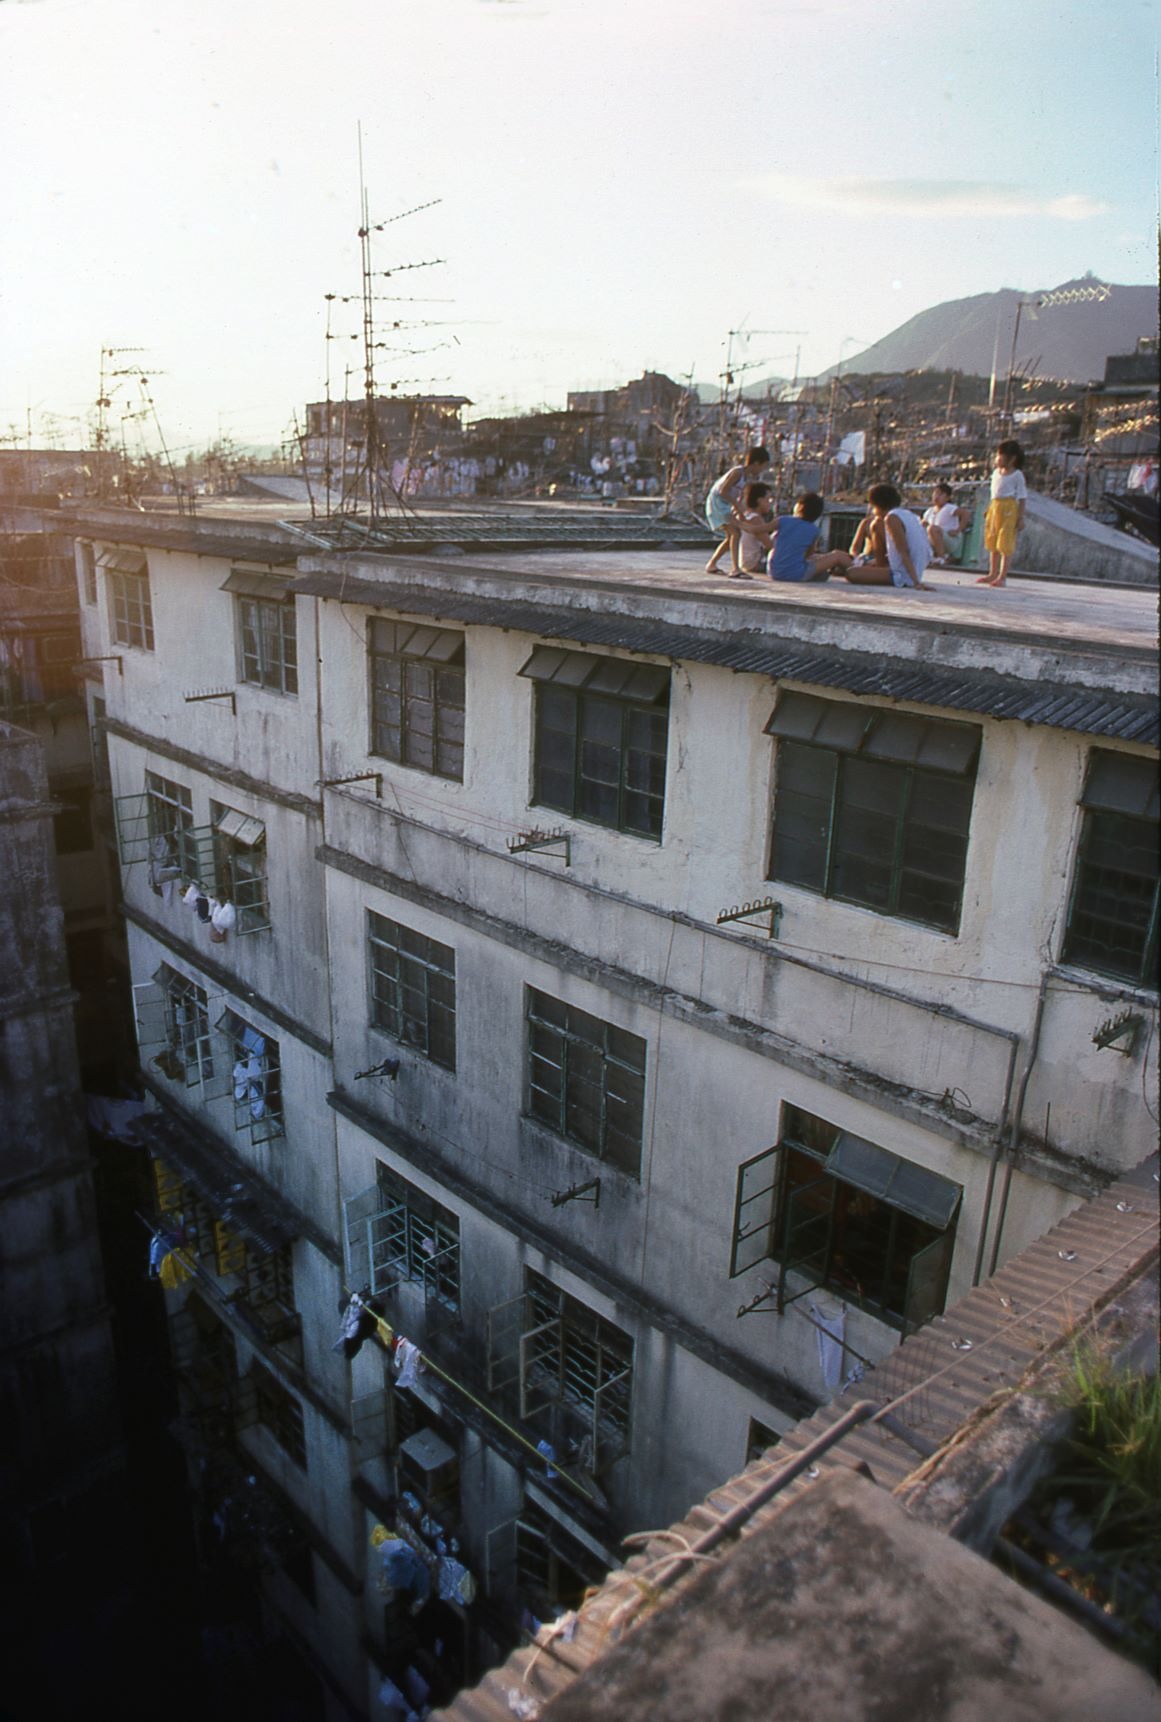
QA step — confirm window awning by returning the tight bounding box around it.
[519,646,669,704]
[826,1132,961,1229]
[1082,750,1159,820]
[220,568,296,601]
[96,547,147,575]
[369,618,464,663]
[765,691,978,775]
[215,807,266,847]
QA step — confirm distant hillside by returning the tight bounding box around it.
[819,277,1157,385]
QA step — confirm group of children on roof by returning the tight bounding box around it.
[704,440,1028,590]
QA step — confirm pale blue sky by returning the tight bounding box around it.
[1,0,1156,450]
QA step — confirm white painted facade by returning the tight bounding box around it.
[72,508,1158,1718]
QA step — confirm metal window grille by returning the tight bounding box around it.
[135,966,218,1091]
[342,1173,461,1311]
[368,619,465,781]
[766,698,979,935]
[215,1008,283,1144]
[526,988,645,1176]
[368,911,456,1070]
[211,804,271,934]
[236,596,298,695]
[107,568,154,651]
[487,1273,633,1473]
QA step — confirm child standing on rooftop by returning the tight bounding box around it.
[978,439,1026,588]
[704,445,770,576]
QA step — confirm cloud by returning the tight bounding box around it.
[749,176,1109,221]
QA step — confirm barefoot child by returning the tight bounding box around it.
[840,484,931,589]
[735,481,777,575]
[704,446,770,574]
[767,492,854,582]
[978,440,1026,587]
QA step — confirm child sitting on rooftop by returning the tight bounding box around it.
[767,492,854,583]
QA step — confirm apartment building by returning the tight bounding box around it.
[67,503,1158,1717]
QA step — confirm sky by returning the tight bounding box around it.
[1,0,1156,453]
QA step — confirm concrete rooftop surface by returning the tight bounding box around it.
[535,1470,1161,1722]
[440,549,1159,659]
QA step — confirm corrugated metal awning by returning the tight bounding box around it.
[293,569,1158,746]
[826,1132,962,1228]
[96,546,147,574]
[1082,749,1159,819]
[766,692,980,774]
[220,568,296,601]
[518,645,669,703]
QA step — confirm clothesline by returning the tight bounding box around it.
[137,1203,600,1508]
[340,1287,599,1506]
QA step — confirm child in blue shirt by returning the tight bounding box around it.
[767,493,854,583]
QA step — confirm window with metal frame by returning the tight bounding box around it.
[731,1105,961,1334]
[229,577,298,697]
[138,964,216,1088]
[368,911,456,1070]
[211,803,271,934]
[520,647,670,840]
[766,692,980,934]
[1062,750,1159,988]
[215,1007,284,1144]
[514,1500,603,1616]
[486,1272,633,1474]
[103,551,154,651]
[526,987,645,1177]
[368,618,465,780]
[250,1359,307,1468]
[374,1163,461,1312]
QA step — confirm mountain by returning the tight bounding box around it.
[818,277,1158,385]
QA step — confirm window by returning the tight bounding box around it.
[526,988,645,1177]
[78,541,97,606]
[368,911,456,1070]
[103,550,154,651]
[766,692,980,934]
[374,1163,461,1312]
[520,647,669,839]
[486,1271,633,1473]
[369,619,464,780]
[730,1105,961,1334]
[1062,750,1158,987]
[216,1008,283,1143]
[53,787,92,855]
[211,803,270,933]
[514,1500,604,1616]
[151,964,215,1088]
[224,570,298,696]
[250,1360,307,1468]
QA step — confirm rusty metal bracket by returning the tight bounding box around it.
[183,688,236,713]
[716,897,782,939]
[508,826,571,865]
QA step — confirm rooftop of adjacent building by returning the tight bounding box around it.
[438,1155,1161,1722]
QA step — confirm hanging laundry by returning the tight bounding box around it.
[393,1337,422,1391]
[148,1229,177,1277]
[536,1439,557,1480]
[437,1555,477,1606]
[158,1247,194,1291]
[194,895,212,923]
[370,1528,432,1612]
[183,884,201,910]
[333,1293,381,1359]
[232,1055,266,1119]
[209,899,236,943]
[376,1676,421,1722]
[810,1299,846,1392]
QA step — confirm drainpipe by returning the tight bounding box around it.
[987,971,1051,1279]
[972,1031,1021,1287]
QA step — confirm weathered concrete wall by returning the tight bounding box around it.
[1023,492,1158,585]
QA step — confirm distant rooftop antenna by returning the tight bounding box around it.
[326,124,448,521]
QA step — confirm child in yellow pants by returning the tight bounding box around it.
[979,439,1026,587]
